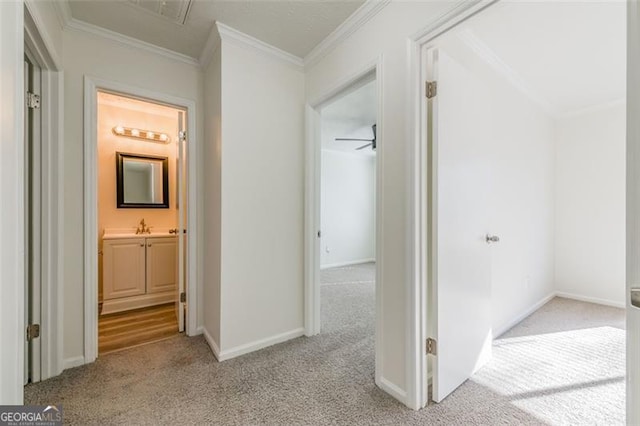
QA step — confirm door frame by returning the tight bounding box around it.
[406,0,500,409]
[304,57,385,390]
[83,76,199,364]
[23,1,65,383]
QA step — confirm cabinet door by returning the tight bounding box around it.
[103,238,146,300]
[146,237,177,294]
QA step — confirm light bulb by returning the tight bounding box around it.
[131,129,140,137]
[160,133,168,142]
[147,131,155,139]
[115,126,124,134]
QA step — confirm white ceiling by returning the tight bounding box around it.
[321,80,376,155]
[97,91,181,119]
[67,0,365,60]
[440,0,626,117]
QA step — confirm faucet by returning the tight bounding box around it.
[135,218,151,235]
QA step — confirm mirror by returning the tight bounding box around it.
[116,152,169,208]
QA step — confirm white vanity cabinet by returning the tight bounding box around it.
[102,234,177,314]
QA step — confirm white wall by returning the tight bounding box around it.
[202,37,305,358]
[203,45,221,347]
[320,149,375,267]
[0,0,24,405]
[555,104,626,307]
[61,28,204,364]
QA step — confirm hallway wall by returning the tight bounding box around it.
[202,37,305,357]
[61,29,204,366]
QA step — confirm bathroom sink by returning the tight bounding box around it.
[102,228,176,240]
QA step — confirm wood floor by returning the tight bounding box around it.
[98,303,178,354]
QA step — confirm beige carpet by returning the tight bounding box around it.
[25,264,625,425]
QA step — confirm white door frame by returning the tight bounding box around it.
[23,1,65,382]
[304,57,386,393]
[83,76,199,364]
[406,0,500,409]
[627,1,640,422]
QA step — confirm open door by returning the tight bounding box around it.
[429,48,494,402]
[176,111,187,332]
[24,54,42,384]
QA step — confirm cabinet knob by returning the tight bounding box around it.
[139,243,144,247]
[148,243,152,247]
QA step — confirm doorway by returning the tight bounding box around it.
[305,67,384,389]
[95,91,187,354]
[319,77,377,335]
[418,0,626,422]
[84,78,198,363]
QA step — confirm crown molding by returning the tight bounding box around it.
[304,0,391,70]
[457,29,561,118]
[53,0,199,67]
[215,22,304,72]
[52,0,73,29]
[199,24,221,69]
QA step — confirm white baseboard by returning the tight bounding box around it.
[202,327,221,361]
[63,356,85,370]
[100,291,175,315]
[217,327,305,361]
[494,292,556,338]
[320,258,375,270]
[376,376,407,404]
[194,325,204,336]
[555,291,625,309]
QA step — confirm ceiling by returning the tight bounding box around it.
[67,0,365,60]
[440,0,626,117]
[97,91,181,119]
[321,80,376,155]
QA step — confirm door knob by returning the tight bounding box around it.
[486,234,500,243]
[632,288,640,309]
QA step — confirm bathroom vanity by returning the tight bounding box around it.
[101,230,177,315]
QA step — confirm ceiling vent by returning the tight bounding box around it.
[127,0,193,25]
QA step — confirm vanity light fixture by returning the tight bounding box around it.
[112,125,170,144]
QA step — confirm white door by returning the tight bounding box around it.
[176,111,187,332]
[430,48,494,402]
[24,54,42,384]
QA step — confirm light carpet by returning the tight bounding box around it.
[25,263,625,425]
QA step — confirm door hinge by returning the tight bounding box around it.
[426,81,437,99]
[26,324,40,341]
[426,337,437,355]
[180,292,186,303]
[27,92,41,109]
[178,131,187,142]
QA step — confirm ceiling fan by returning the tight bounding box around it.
[335,124,376,151]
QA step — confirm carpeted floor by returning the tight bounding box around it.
[25,263,625,425]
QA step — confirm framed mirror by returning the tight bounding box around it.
[116,152,169,208]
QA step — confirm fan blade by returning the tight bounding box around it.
[356,143,372,150]
[335,138,375,142]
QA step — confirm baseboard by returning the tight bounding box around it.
[100,291,175,315]
[202,327,221,361]
[320,258,375,270]
[217,328,305,361]
[63,356,85,370]
[494,292,556,338]
[555,291,625,309]
[194,325,204,336]
[376,376,407,404]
